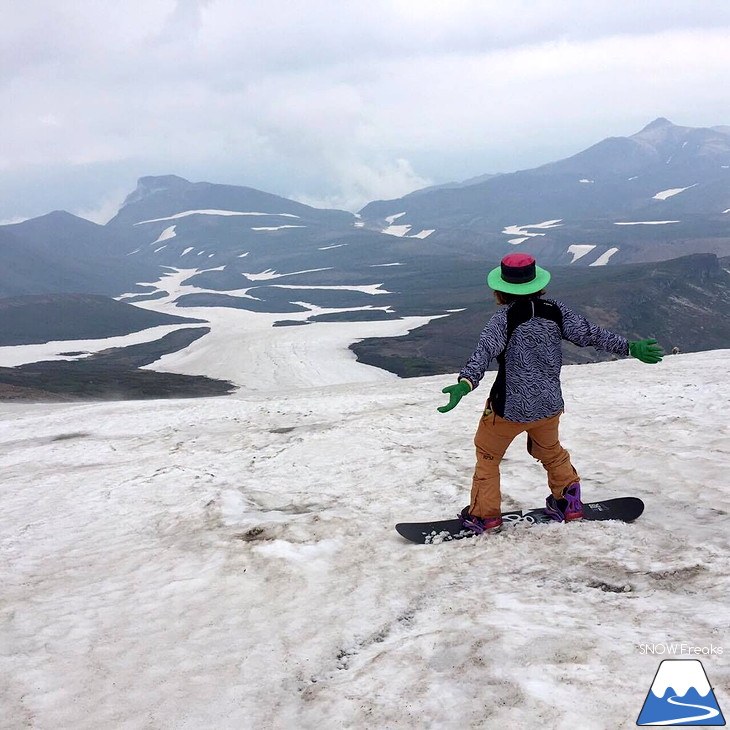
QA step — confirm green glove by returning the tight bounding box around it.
[438,380,472,413]
[629,339,664,364]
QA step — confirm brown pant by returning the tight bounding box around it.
[470,408,579,518]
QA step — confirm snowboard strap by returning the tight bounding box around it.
[488,298,563,417]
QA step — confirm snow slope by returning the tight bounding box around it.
[127,268,436,390]
[0,266,437,388]
[1,351,729,729]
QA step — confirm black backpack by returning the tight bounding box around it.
[488,298,563,418]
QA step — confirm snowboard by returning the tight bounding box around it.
[395,497,644,544]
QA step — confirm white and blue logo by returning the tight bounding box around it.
[637,659,725,726]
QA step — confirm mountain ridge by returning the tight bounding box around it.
[0,118,728,397]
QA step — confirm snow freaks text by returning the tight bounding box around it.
[638,643,724,656]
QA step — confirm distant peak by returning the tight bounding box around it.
[137,174,190,188]
[46,209,76,219]
[43,210,93,224]
[123,175,191,206]
[639,117,674,133]
[10,209,100,229]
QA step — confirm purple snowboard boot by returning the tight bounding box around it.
[458,506,503,534]
[545,482,584,522]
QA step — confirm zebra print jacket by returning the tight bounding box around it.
[459,298,629,422]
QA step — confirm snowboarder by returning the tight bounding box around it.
[437,253,663,534]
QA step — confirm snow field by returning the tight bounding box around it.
[0,351,728,729]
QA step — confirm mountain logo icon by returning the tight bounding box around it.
[637,659,726,726]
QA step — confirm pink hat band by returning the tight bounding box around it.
[500,254,537,284]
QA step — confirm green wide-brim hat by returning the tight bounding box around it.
[487,253,551,294]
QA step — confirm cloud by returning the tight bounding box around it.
[294,158,432,212]
[0,216,30,226]
[1,1,729,219]
[73,188,131,224]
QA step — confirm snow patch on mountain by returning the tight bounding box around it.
[381,224,436,239]
[244,268,333,281]
[270,283,389,296]
[138,301,435,387]
[378,214,435,239]
[134,210,301,225]
[0,324,197,368]
[590,247,619,266]
[133,267,257,307]
[652,184,697,200]
[382,224,412,237]
[614,221,680,226]
[251,225,307,232]
[503,220,563,238]
[151,225,177,244]
[567,244,596,263]
[108,268,425,387]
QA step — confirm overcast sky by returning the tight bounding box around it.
[2,0,730,222]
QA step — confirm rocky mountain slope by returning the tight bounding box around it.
[359,118,730,267]
[0,119,728,395]
[0,294,203,346]
[351,253,730,376]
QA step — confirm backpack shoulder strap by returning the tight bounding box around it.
[504,298,563,346]
[490,298,564,418]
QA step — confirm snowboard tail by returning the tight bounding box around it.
[395,497,644,544]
